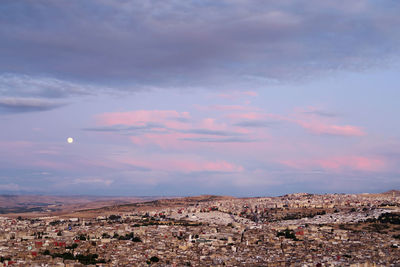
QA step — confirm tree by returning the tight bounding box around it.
[150,256,160,263]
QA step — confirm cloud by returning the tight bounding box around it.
[0,97,65,113]
[71,177,113,186]
[181,137,255,143]
[94,110,253,146]
[1,0,399,89]
[0,141,34,149]
[0,73,96,98]
[92,107,365,152]
[297,121,365,136]
[217,91,259,99]
[226,112,268,121]
[233,120,277,128]
[82,126,123,132]
[120,158,244,173]
[225,108,366,138]
[281,155,385,172]
[302,109,339,118]
[195,104,262,113]
[0,73,110,113]
[98,110,190,129]
[180,128,243,136]
[82,123,166,134]
[221,107,366,137]
[0,183,20,191]
[289,108,365,136]
[207,105,249,111]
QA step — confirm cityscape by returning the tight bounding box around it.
[0,191,399,266]
[1,0,400,266]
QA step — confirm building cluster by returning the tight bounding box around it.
[0,193,399,266]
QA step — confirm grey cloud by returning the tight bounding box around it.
[180,129,243,136]
[82,127,122,132]
[0,0,399,89]
[0,73,104,99]
[234,120,278,128]
[303,110,339,117]
[0,74,99,113]
[83,123,165,133]
[181,137,255,143]
[84,124,246,138]
[0,98,65,113]
[170,117,191,123]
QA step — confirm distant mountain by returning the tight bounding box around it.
[0,195,163,215]
[383,190,400,196]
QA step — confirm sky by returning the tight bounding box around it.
[0,0,400,196]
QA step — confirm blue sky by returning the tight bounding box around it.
[0,0,399,196]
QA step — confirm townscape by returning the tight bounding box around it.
[2,0,400,266]
[1,191,400,266]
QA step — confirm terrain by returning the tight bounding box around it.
[1,191,400,266]
[0,195,166,217]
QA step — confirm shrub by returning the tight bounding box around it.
[150,256,159,263]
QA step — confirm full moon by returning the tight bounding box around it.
[67,137,74,144]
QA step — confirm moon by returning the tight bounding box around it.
[67,137,74,144]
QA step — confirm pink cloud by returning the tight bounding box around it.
[217,91,258,99]
[195,104,261,113]
[197,117,253,136]
[170,160,244,173]
[119,157,243,173]
[291,107,365,136]
[203,161,244,172]
[297,121,365,136]
[94,110,252,149]
[225,112,288,123]
[223,109,363,137]
[0,141,34,149]
[226,112,267,120]
[130,132,198,149]
[209,105,248,111]
[281,156,385,172]
[243,91,258,97]
[71,177,113,186]
[31,160,72,170]
[98,110,190,129]
[200,118,227,131]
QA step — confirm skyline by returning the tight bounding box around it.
[1,0,400,196]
